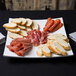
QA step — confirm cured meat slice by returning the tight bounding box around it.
[16,46,32,56]
[40,31,47,44]
[7,38,32,56]
[26,30,47,46]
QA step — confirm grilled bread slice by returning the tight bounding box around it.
[47,34,70,50]
[48,34,69,42]
[36,46,43,56]
[11,18,22,24]
[47,40,67,56]
[19,18,27,25]
[32,21,39,30]
[26,27,32,31]
[18,25,26,30]
[36,44,51,57]
[41,44,51,57]
[6,27,20,33]
[26,18,32,26]
[55,38,70,50]
[3,23,17,29]
[19,30,27,36]
[8,32,23,39]
[53,34,69,42]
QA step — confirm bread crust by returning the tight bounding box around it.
[18,25,26,30]
[6,28,20,33]
[8,32,23,39]
[32,21,39,30]
[36,50,43,56]
[3,23,17,29]
[25,18,32,26]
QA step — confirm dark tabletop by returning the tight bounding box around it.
[0,11,76,76]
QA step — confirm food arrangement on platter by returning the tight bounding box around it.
[3,18,39,39]
[3,17,73,57]
[36,34,70,57]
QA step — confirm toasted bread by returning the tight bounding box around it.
[11,18,22,24]
[56,38,70,50]
[32,21,39,30]
[41,44,51,57]
[53,34,69,42]
[48,34,69,42]
[18,25,26,30]
[36,46,43,56]
[47,34,70,50]
[26,27,32,31]
[25,18,32,26]
[47,40,61,54]
[19,18,27,25]
[8,32,23,39]
[3,23,17,29]
[19,30,27,36]
[47,40,67,56]
[6,27,20,33]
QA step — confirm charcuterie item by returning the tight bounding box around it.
[26,30,47,46]
[45,18,52,27]
[43,18,63,32]
[7,38,32,56]
[26,30,41,46]
[40,31,47,44]
[52,23,63,32]
[48,19,60,31]
[43,20,54,32]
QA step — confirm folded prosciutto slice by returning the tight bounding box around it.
[7,38,32,56]
[26,30,47,46]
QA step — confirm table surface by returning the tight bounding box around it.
[0,11,76,76]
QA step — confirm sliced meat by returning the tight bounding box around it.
[7,38,32,56]
[26,30,47,46]
[40,31,47,44]
[33,30,40,46]
[16,47,32,56]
